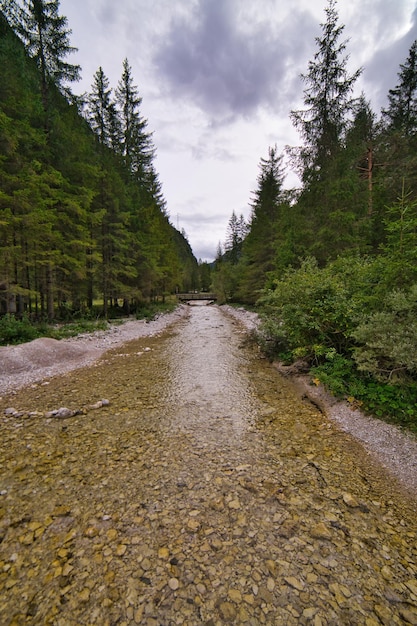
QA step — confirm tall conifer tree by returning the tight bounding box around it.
[383,40,417,137]
[237,147,287,303]
[290,0,361,186]
[224,211,247,265]
[288,0,362,262]
[88,67,114,147]
[116,58,154,182]
[3,0,81,106]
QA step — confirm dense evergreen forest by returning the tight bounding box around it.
[0,1,198,322]
[214,1,417,430]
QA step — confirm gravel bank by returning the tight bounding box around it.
[222,304,417,503]
[0,306,190,395]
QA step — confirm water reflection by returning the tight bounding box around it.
[165,305,258,444]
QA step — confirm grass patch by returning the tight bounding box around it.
[49,319,110,339]
[0,314,109,345]
[135,300,177,321]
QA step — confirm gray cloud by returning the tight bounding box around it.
[193,243,218,262]
[180,210,229,260]
[191,141,236,162]
[96,3,118,25]
[181,210,227,227]
[154,0,316,120]
[363,5,417,111]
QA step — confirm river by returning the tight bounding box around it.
[0,305,416,625]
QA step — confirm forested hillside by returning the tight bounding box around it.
[215,1,417,430]
[0,4,198,321]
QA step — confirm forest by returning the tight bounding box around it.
[0,0,199,323]
[214,2,417,430]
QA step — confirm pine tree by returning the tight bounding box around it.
[5,0,80,106]
[343,95,379,221]
[88,67,134,315]
[378,41,417,216]
[224,211,247,265]
[383,40,417,137]
[0,9,197,320]
[290,0,361,185]
[142,164,167,213]
[115,58,154,181]
[107,100,122,156]
[251,146,285,221]
[287,1,363,263]
[88,67,114,147]
[198,261,211,291]
[238,147,288,303]
[381,182,417,288]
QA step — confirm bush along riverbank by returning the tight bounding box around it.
[256,255,417,435]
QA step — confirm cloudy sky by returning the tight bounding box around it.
[60,0,417,261]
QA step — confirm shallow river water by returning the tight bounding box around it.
[0,305,416,625]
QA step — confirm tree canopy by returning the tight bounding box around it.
[0,4,197,319]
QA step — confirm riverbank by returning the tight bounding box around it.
[222,304,417,504]
[1,303,417,502]
[0,306,190,395]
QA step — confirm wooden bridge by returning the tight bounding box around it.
[176,292,217,302]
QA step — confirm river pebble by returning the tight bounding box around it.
[0,307,416,625]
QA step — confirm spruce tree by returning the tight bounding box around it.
[88,67,131,315]
[251,146,285,221]
[343,95,379,223]
[5,0,81,106]
[88,67,114,147]
[224,211,247,265]
[115,58,154,182]
[379,41,417,213]
[383,40,417,137]
[0,9,197,320]
[288,0,362,263]
[290,0,361,186]
[238,147,287,303]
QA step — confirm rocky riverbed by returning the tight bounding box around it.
[0,306,190,395]
[223,305,417,502]
[0,305,417,625]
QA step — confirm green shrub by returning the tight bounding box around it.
[311,353,357,397]
[0,314,110,345]
[352,285,417,382]
[312,355,417,431]
[0,314,41,345]
[357,380,417,428]
[135,300,177,321]
[258,255,375,362]
[256,251,417,432]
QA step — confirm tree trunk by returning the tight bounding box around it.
[367,144,373,216]
[46,263,54,321]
